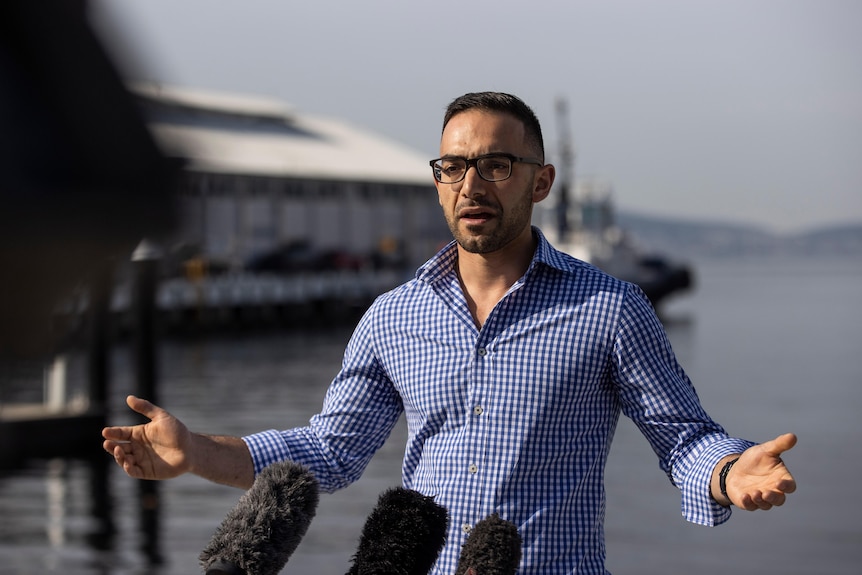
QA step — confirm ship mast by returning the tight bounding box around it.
[555,98,575,242]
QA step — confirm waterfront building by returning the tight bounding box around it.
[133,84,448,277]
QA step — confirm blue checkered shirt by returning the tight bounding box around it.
[244,227,754,574]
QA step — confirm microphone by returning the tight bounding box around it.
[200,461,320,575]
[346,487,448,575]
[454,513,521,575]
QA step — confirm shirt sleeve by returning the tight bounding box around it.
[242,307,404,493]
[612,283,756,526]
[243,429,294,474]
[676,436,756,525]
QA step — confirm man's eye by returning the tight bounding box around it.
[478,159,509,175]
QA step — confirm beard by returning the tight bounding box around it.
[444,184,535,254]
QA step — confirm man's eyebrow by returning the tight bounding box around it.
[439,152,507,159]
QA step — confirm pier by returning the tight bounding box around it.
[0,402,105,465]
[0,353,106,467]
[108,268,405,333]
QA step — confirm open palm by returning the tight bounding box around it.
[728,433,797,510]
[102,395,194,480]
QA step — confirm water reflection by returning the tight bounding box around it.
[85,458,117,555]
[46,460,66,548]
[137,480,163,567]
[0,455,165,574]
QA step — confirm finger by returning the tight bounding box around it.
[109,443,127,468]
[102,427,134,456]
[761,433,798,457]
[762,490,787,507]
[752,491,775,510]
[780,475,797,494]
[114,449,141,478]
[102,425,131,441]
[111,444,145,477]
[741,492,772,511]
[126,395,168,421]
[737,493,757,511]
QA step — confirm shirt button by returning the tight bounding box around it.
[462,523,472,534]
[473,405,484,416]
[477,347,487,356]
[468,464,478,474]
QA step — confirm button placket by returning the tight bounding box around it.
[464,338,490,532]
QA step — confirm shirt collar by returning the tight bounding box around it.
[416,226,571,285]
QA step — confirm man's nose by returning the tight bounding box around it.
[458,164,486,197]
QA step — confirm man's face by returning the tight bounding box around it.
[435,110,550,254]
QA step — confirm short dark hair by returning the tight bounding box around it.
[442,92,545,162]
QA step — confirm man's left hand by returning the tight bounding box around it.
[726,432,798,510]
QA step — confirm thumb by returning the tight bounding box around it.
[126,395,169,422]
[761,432,798,458]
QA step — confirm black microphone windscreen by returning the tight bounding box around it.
[454,513,521,575]
[346,487,448,575]
[200,461,319,575]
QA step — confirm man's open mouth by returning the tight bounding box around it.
[458,207,496,224]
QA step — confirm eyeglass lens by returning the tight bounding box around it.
[434,156,512,183]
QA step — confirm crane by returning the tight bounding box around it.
[554,97,575,242]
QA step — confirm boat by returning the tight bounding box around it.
[538,181,693,307]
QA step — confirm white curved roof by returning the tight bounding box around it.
[132,84,434,186]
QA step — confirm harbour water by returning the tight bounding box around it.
[1,254,860,574]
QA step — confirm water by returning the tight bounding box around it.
[1,255,860,574]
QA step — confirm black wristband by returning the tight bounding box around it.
[719,457,740,500]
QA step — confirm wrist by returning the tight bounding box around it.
[719,457,739,501]
[712,454,741,507]
[192,433,255,489]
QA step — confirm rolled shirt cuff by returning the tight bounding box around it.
[680,437,756,526]
[242,429,293,475]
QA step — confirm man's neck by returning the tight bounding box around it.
[454,234,536,328]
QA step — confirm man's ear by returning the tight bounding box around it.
[532,163,556,203]
[434,179,445,207]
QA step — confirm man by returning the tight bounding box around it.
[103,92,796,574]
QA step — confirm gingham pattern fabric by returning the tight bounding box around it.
[243,227,754,574]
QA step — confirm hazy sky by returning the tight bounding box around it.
[93,0,861,232]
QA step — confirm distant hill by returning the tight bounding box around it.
[616,212,862,259]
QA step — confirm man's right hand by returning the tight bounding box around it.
[102,395,193,480]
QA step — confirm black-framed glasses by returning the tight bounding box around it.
[429,153,543,184]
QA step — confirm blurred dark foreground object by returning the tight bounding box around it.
[347,487,449,575]
[0,0,179,358]
[455,513,522,575]
[200,461,320,575]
